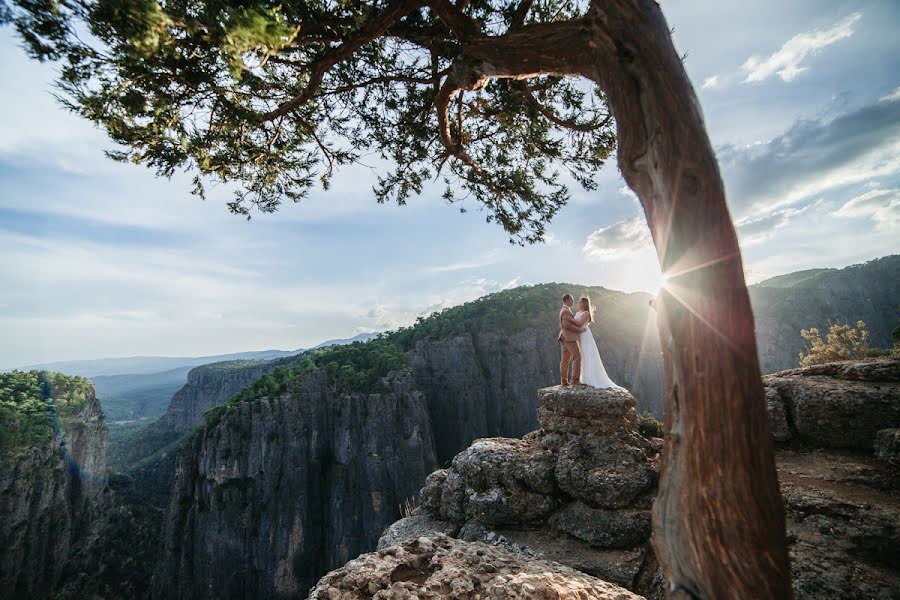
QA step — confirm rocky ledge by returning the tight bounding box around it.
[765,359,900,448]
[371,385,662,597]
[309,534,642,600]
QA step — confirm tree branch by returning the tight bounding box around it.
[319,73,445,96]
[259,0,422,122]
[433,59,489,173]
[510,0,534,29]
[512,81,612,132]
[426,0,482,39]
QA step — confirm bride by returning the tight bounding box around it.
[572,296,620,388]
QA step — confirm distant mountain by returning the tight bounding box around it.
[750,255,899,372]
[755,268,836,289]
[312,332,379,349]
[18,333,380,378]
[18,349,303,378]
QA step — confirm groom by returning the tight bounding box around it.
[559,293,587,386]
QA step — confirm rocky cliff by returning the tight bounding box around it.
[368,360,900,600]
[157,359,278,433]
[152,369,437,598]
[376,384,663,598]
[109,359,285,478]
[0,371,108,599]
[765,359,900,448]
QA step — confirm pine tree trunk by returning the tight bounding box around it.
[583,1,792,597]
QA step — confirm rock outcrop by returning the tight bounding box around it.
[309,534,642,600]
[152,369,437,599]
[380,385,661,597]
[374,363,900,600]
[0,376,108,599]
[778,449,900,599]
[157,359,277,433]
[764,359,900,449]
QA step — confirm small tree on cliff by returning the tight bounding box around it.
[3,0,791,596]
[799,321,870,367]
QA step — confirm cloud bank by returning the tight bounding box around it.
[741,13,861,83]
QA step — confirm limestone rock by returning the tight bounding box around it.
[452,438,558,525]
[764,359,900,450]
[555,502,651,550]
[307,534,644,600]
[152,369,438,599]
[378,513,458,550]
[538,385,637,435]
[874,428,900,467]
[457,523,649,591]
[555,434,655,509]
[0,379,108,598]
[766,386,792,442]
[777,448,900,599]
[406,385,658,596]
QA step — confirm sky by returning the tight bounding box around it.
[1,0,899,368]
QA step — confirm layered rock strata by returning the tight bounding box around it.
[765,359,900,449]
[152,370,438,599]
[0,380,108,598]
[380,385,662,596]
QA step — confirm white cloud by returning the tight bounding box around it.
[583,217,652,261]
[741,13,861,83]
[834,188,900,229]
[880,86,900,103]
[428,252,498,273]
[702,75,720,90]
[735,206,807,245]
[718,97,900,218]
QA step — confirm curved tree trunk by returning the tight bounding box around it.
[583,1,792,597]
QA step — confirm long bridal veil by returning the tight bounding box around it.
[578,315,620,388]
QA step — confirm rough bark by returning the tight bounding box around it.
[578,0,792,597]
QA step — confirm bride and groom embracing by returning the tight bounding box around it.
[558,293,620,388]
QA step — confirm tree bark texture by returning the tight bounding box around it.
[580,1,792,597]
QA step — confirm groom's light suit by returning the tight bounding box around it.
[559,305,582,385]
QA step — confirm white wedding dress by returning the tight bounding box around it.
[575,311,620,388]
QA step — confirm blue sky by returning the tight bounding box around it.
[1,0,899,368]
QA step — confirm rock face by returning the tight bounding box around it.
[381,385,661,597]
[777,449,900,599]
[0,381,108,598]
[152,370,437,599]
[410,326,664,463]
[157,359,277,432]
[764,359,900,449]
[309,534,643,600]
[875,428,900,467]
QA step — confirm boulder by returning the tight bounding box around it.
[764,359,900,450]
[308,534,644,600]
[874,428,900,467]
[554,502,651,549]
[538,385,637,435]
[555,434,656,509]
[378,513,458,550]
[403,385,659,596]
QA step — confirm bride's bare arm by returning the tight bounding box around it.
[573,312,590,326]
